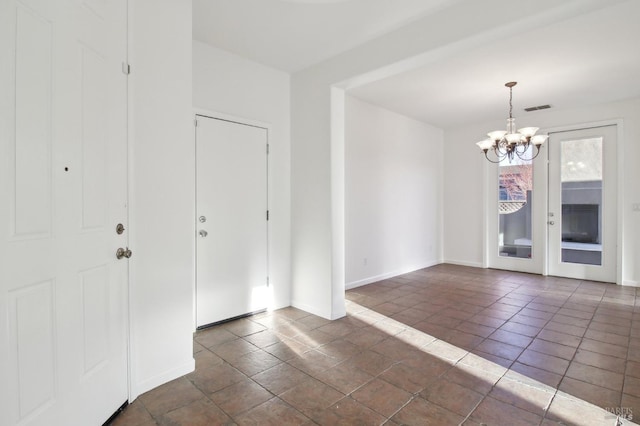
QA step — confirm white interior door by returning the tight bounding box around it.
[196,116,268,328]
[548,126,617,282]
[0,1,129,425]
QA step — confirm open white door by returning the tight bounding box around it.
[0,1,129,424]
[195,115,268,328]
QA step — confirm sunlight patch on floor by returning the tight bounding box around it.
[345,299,637,425]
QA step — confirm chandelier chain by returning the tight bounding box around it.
[509,85,513,119]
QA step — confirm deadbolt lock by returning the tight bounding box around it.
[199,216,207,223]
[116,223,125,235]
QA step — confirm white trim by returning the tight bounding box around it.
[126,0,135,403]
[291,299,333,320]
[443,259,484,269]
[616,121,624,286]
[345,260,441,290]
[543,119,623,134]
[194,108,271,131]
[192,115,198,332]
[623,280,639,287]
[481,152,489,269]
[330,87,347,320]
[129,358,195,401]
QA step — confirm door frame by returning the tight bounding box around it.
[192,108,272,330]
[483,118,624,285]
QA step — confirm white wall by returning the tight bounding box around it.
[345,96,443,288]
[290,0,603,319]
[192,40,291,310]
[129,0,195,399]
[443,97,640,285]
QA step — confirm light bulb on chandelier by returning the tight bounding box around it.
[476,82,548,163]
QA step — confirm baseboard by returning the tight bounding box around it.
[268,301,291,312]
[442,259,484,268]
[623,280,639,287]
[291,299,333,320]
[345,259,440,290]
[129,357,195,401]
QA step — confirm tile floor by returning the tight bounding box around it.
[112,264,640,425]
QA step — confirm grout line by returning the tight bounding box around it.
[181,266,638,425]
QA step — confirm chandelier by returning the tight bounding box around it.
[476,82,547,163]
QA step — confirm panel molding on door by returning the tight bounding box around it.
[0,0,129,424]
[547,125,617,283]
[195,115,269,328]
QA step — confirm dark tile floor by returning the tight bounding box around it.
[112,264,640,425]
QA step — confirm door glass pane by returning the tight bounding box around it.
[560,137,603,265]
[498,147,533,258]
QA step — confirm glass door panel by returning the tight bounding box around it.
[498,147,533,259]
[560,138,602,265]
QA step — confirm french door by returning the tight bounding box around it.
[487,144,546,275]
[547,126,617,282]
[487,124,618,283]
[0,1,129,424]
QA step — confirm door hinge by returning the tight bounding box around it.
[122,62,130,75]
[267,276,270,287]
[266,210,269,221]
[266,144,269,155]
[194,118,198,127]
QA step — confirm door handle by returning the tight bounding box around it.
[199,230,208,238]
[548,221,555,225]
[116,247,132,259]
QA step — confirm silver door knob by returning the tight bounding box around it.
[548,221,555,225]
[116,247,132,259]
[199,230,208,238]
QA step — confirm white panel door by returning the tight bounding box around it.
[548,126,617,282]
[196,116,268,327]
[0,0,129,425]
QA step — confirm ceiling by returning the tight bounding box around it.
[192,0,458,73]
[348,0,640,129]
[193,0,640,130]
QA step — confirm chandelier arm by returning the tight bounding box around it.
[514,145,542,162]
[493,146,509,160]
[482,150,501,164]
